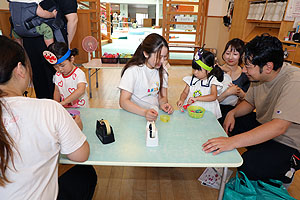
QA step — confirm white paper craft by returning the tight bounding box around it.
[146,121,158,147]
[198,167,233,189]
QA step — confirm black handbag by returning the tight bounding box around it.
[292,33,300,43]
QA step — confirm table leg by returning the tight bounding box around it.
[88,68,92,98]
[96,69,99,88]
[217,167,228,200]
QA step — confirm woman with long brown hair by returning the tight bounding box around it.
[119,33,173,121]
[0,36,96,200]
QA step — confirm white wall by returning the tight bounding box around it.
[208,0,228,16]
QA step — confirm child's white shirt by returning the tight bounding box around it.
[219,73,239,106]
[183,75,222,119]
[119,64,168,110]
[53,67,89,108]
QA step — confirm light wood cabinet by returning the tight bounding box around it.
[230,0,300,67]
[230,0,293,42]
[294,45,300,64]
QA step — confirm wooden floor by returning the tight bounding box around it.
[57,66,300,200]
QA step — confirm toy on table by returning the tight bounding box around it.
[187,106,205,119]
[182,100,195,111]
[160,115,170,122]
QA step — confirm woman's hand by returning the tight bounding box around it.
[161,103,173,114]
[145,109,158,121]
[226,84,240,95]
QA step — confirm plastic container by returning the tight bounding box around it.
[119,54,133,64]
[187,106,205,118]
[119,57,130,64]
[160,115,170,122]
[68,109,80,117]
[101,57,118,64]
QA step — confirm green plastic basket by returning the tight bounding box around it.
[187,106,205,118]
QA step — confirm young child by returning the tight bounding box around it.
[119,33,173,122]
[45,42,89,108]
[9,0,57,47]
[177,50,224,119]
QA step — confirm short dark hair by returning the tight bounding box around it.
[47,42,78,63]
[244,34,284,71]
[222,38,244,65]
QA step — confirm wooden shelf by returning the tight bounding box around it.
[244,27,280,42]
[281,40,298,45]
[247,20,282,24]
[230,0,292,40]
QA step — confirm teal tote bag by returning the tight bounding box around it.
[223,171,257,200]
[224,171,296,200]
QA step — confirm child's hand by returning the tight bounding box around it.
[187,97,196,104]
[60,101,67,106]
[161,103,173,114]
[177,100,184,108]
[145,109,158,121]
[73,115,83,130]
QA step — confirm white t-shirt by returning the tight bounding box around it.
[119,64,168,110]
[183,75,222,119]
[218,73,239,106]
[53,67,89,108]
[0,97,86,200]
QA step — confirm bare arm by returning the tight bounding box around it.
[53,85,61,102]
[159,87,173,114]
[65,13,78,46]
[229,100,255,118]
[223,100,255,133]
[36,5,57,19]
[203,118,291,155]
[60,83,86,106]
[158,87,168,105]
[67,140,90,162]
[119,89,158,121]
[73,115,83,130]
[177,84,189,107]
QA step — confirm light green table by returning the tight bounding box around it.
[60,108,243,200]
